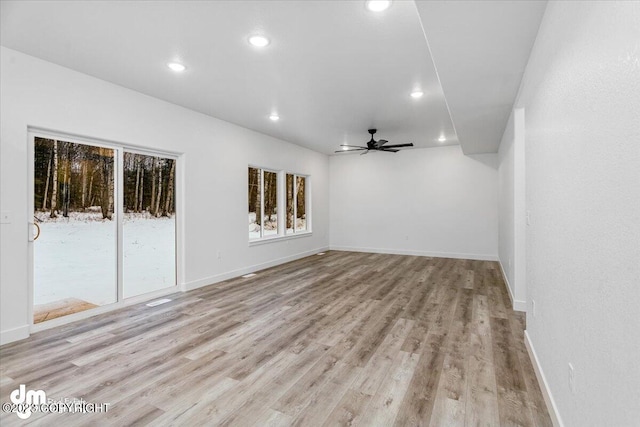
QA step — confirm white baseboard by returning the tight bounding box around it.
[183,246,330,291]
[524,330,565,427]
[498,259,526,312]
[329,246,499,262]
[0,325,29,346]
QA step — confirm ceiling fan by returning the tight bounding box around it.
[336,129,414,154]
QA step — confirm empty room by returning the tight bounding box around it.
[0,1,638,426]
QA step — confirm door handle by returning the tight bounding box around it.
[28,222,41,242]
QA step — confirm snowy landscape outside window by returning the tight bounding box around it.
[32,136,177,323]
[286,173,307,234]
[248,167,278,239]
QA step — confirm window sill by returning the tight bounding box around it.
[249,231,312,246]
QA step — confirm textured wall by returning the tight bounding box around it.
[518,2,640,425]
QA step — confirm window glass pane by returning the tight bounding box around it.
[263,170,278,236]
[249,167,261,239]
[123,153,176,299]
[286,173,294,234]
[33,137,116,323]
[296,176,307,232]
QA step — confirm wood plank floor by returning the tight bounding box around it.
[0,251,552,426]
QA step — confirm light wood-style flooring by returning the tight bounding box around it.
[0,251,552,426]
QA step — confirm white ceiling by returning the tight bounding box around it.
[416,1,547,154]
[0,1,546,155]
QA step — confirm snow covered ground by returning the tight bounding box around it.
[248,211,308,239]
[248,212,278,239]
[34,211,175,306]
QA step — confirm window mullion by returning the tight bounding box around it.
[260,169,265,238]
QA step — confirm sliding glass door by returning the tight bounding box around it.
[33,137,117,323]
[123,152,176,298]
[32,135,177,324]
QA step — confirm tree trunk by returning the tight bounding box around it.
[81,161,88,210]
[49,140,58,218]
[108,165,114,215]
[134,156,141,213]
[42,145,53,211]
[151,158,157,215]
[286,174,293,229]
[297,177,305,218]
[139,167,144,212]
[253,169,262,226]
[61,145,70,217]
[88,168,94,208]
[263,177,270,223]
[99,149,112,220]
[163,160,175,216]
[154,160,163,217]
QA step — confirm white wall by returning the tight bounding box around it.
[498,108,526,311]
[512,2,640,426]
[498,113,516,291]
[0,47,329,345]
[330,145,498,260]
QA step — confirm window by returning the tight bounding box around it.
[286,173,307,234]
[248,167,310,242]
[248,167,278,239]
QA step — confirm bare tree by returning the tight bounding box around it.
[49,140,58,218]
[134,155,141,212]
[138,166,144,212]
[151,158,157,214]
[99,148,113,220]
[286,174,294,229]
[154,159,163,217]
[42,144,53,211]
[248,168,261,226]
[296,176,305,220]
[163,160,175,216]
[81,160,88,209]
[61,142,70,217]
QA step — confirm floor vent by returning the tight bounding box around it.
[146,298,172,307]
[242,273,257,278]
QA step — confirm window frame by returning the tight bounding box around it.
[287,173,310,235]
[248,166,311,245]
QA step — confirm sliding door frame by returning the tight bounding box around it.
[27,127,183,333]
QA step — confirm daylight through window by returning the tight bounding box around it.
[287,173,307,234]
[248,167,278,239]
[249,167,309,241]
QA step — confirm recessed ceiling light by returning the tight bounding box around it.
[438,135,446,142]
[366,0,392,12]
[410,90,424,99]
[167,62,186,72]
[269,114,280,121]
[249,35,270,47]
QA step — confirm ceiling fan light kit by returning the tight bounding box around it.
[336,129,414,154]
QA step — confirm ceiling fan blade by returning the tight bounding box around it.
[379,148,399,152]
[340,144,369,149]
[377,139,388,147]
[381,143,413,148]
[360,150,369,155]
[335,148,366,153]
